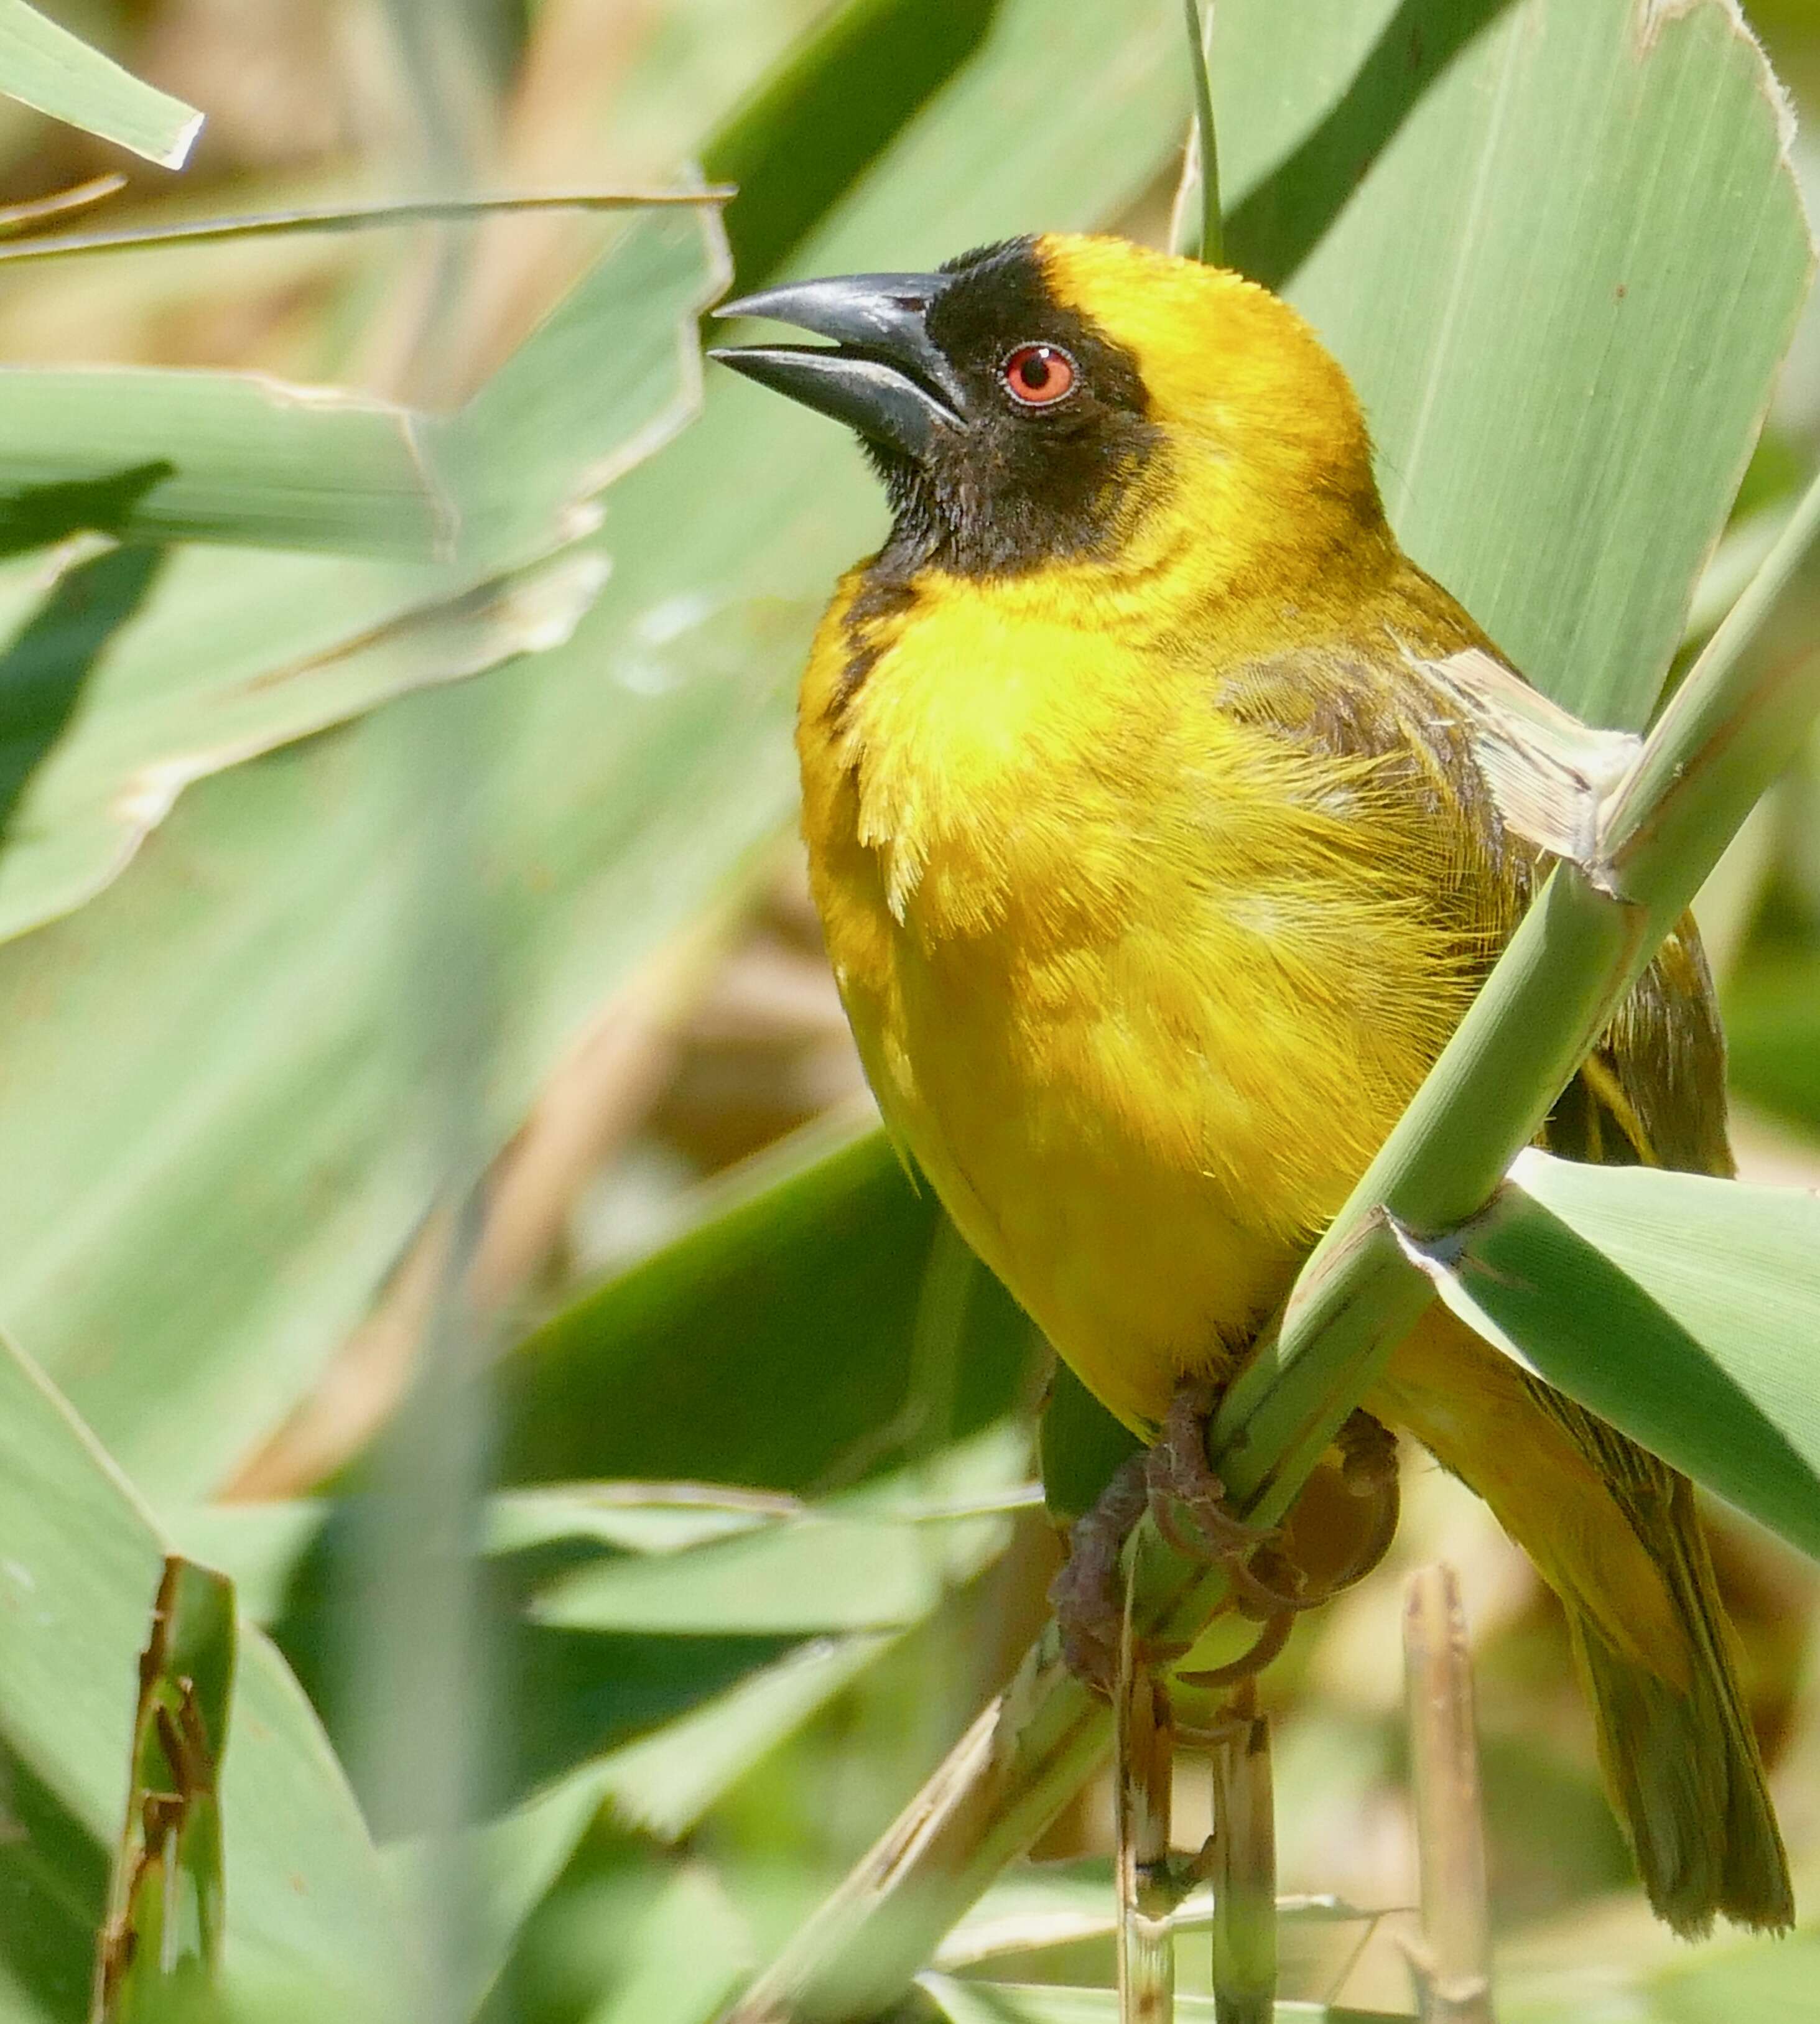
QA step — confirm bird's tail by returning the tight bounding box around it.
[1373,1310,1792,1938]
[1566,1474,1791,1938]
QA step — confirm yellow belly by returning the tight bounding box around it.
[875,928,1311,1430]
[797,569,1486,1431]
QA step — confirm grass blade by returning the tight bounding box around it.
[1209,1695,1276,2024]
[1400,1567,1493,2024]
[0,187,732,267]
[1171,0,1223,264]
[1115,1666,1175,2024]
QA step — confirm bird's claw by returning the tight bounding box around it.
[1144,1386,1401,1679]
[1051,1385,1400,1701]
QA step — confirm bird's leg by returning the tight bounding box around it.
[1138,1379,1301,1685]
[1144,1380,1273,1561]
[1048,1392,1286,1699]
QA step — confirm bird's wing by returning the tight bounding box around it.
[1391,643,1733,1178]
[1214,623,1734,1181]
[1548,918,1734,1176]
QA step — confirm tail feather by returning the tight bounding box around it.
[1569,1478,1792,1937]
[1375,1311,1793,1937]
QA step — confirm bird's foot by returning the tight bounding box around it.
[1146,1386,1401,1693]
[1049,1385,1400,1699]
[1047,1386,1288,1696]
[1137,1380,1299,1688]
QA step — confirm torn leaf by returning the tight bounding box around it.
[1404,645,1641,877]
[94,1554,236,2023]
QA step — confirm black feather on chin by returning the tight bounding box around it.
[829,238,1162,718]
[863,439,945,570]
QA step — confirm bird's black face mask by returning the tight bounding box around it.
[710,236,1158,577]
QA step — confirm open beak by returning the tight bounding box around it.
[708,271,963,462]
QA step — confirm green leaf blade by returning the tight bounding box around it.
[0,1329,402,2022]
[1222,0,1815,727]
[0,0,200,168]
[0,369,443,559]
[499,1123,1038,1495]
[1401,1148,1820,1560]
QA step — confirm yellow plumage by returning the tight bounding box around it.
[802,550,1498,1424]
[731,230,1789,1934]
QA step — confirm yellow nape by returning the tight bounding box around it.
[1033,231,1388,601]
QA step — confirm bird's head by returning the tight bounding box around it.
[711,233,1390,592]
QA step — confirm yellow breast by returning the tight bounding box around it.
[797,561,1489,1431]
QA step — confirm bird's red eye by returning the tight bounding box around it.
[1001,343,1077,407]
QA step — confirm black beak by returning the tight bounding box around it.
[708,272,963,462]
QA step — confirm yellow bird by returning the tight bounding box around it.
[712,232,1791,1936]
